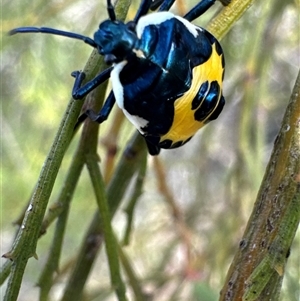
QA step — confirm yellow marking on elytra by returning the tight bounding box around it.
[160,43,223,145]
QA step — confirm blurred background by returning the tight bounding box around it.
[1,0,299,300]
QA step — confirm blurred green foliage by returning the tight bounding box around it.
[1,0,299,300]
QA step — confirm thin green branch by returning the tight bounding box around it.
[207,0,255,40]
[243,189,300,301]
[220,69,300,300]
[118,245,148,301]
[38,205,70,301]
[2,91,83,301]
[122,152,147,246]
[60,211,104,301]
[0,261,13,286]
[60,132,147,301]
[86,153,127,301]
[39,150,85,235]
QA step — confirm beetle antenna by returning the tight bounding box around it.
[9,27,97,48]
[107,0,116,21]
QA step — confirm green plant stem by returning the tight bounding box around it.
[39,149,85,235]
[243,190,300,301]
[118,245,147,301]
[60,211,104,301]
[38,204,70,301]
[207,0,255,40]
[3,93,83,301]
[220,69,300,300]
[122,151,147,245]
[60,132,147,301]
[86,154,128,301]
[0,261,12,286]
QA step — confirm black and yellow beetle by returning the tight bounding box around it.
[10,0,229,155]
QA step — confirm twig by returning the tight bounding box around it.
[220,69,300,301]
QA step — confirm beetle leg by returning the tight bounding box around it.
[150,0,163,10]
[106,0,116,21]
[71,67,112,99]
[73,88,115,131]
[86,91,116,123]
[71,70,86,98]
[145,138,161,156]
[184,0,215,22]
[157,0,176,11]
[184,0,229,22]
[133,0,153,23]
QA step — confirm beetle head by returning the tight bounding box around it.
[94,20,138,63]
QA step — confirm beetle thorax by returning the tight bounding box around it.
[94,20,138,63]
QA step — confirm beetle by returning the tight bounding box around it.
[10,0,230,155]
